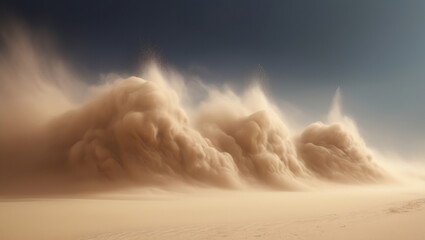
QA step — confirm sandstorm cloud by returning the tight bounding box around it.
[0,23,392,194]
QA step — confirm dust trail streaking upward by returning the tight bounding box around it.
[0,23,391,194]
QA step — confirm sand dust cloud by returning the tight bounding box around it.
[0,23,397,195]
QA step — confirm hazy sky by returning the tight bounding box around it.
[2,0,425,158]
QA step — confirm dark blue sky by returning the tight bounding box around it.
[2,0,425,157]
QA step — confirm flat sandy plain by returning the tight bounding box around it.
[1,184,424,240]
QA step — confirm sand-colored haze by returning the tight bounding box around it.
[0,24,393,194]
[1,22,425,240]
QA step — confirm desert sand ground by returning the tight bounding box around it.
[1,184,424,240]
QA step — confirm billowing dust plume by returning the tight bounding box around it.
[0,23,391,194]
